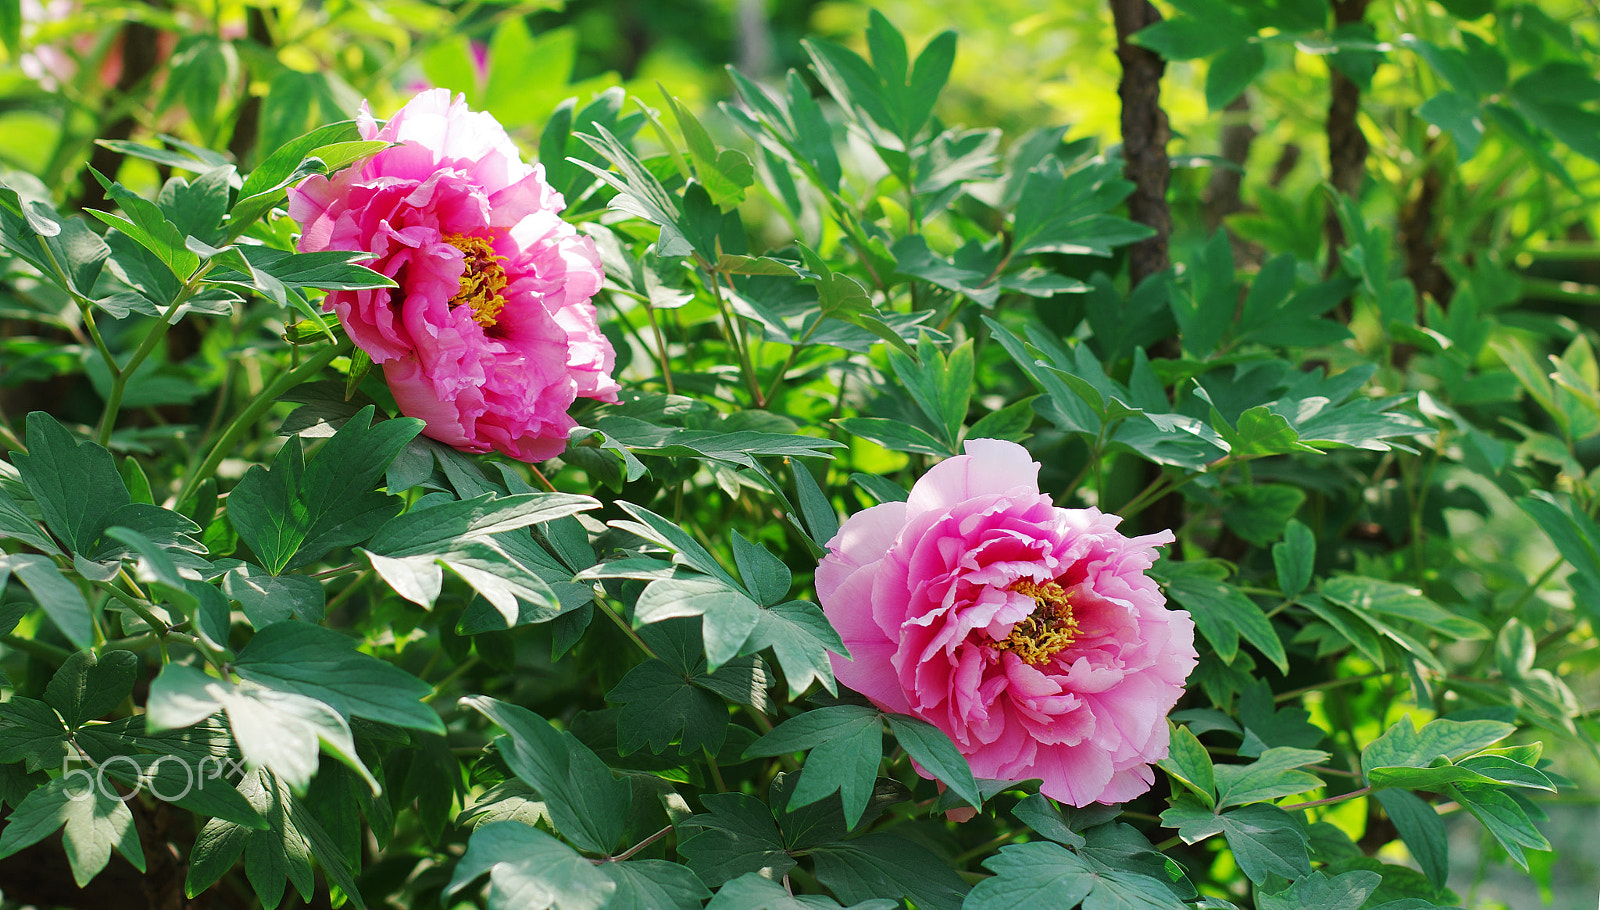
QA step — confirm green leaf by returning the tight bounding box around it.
[233,622,443,734]
[811,832,970,910]
[1157,724,1217,808]
[606,658,730,755]
[0,775,144,887]
[229,120,363,234]
[159,165,233,245]
[1519,492,1600,623]
[1257,870,1382,910]
[731,532,792,606]
[883,713,981,811]
[222,563,326,627]
[0,184,110,299]
[1374,789,1449,888]
[574,124,694,257]
[13,411,130,557]
[461,696,631,854]
[1012,159,1149,258]
[146,664,378,796]
[1160,568,1288,672]
[1272,520,1315,597]
[0,696,70,771]
[1212,406,1320,457]
[86,177,201,281]
[610,502,740,587]
[1160,800,1311,884]
[966,396,1038,443]
[1206,42,1265,110]
[89,750,266,831]
[594,416,846,469]
[771,771,910,852]
[663,93,755,212]
[44,649,138,730]
[1221,485,1306,547]
[678,793,796,888]
[444,821,616,910]
[968,841,1185,910]
[1320,576,1488,641]
[636,574,762,670]
[1237,680,1324,757]
[227,406,421,573]
[745,704,883,827]
[1010,793,1088,848]
[1449,782,1550,869]
[739,600,847,698]
[790,462,839,548]
[184,769,365,910]
[0,485,62,555]
[1213,747,1328,808]
[368,492,597,557]
[1418,91,1483,158]
[0,553,93,649]
[1131,1,1253,60]
[835,417,954,457]
[595,859,711,910]
[1361,716,1515,779]
[850,473,909,504]
[708,872,890,910]
[228,247,396,291]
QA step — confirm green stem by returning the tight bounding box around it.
[703,746,727,792]
[422,655,481,704]
[951,832,1019,865]
[642,300,676,396]
[1273,671,1387,703]
[98,285,200,446]
[80,308,122,378]
[172,341,344,511]
[608,825,674,862]
[1502,556,1565,617]
[1281,785,1372,811]
[0,634,74,661]
[322,569,373,618]
[704,263,765,408]
[593,591,659,660]
[1522,276,1600,305]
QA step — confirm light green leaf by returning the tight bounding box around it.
[744,704,882,827]
[883,713,981,811]
[1213,747,1328,808]
[444,822,615,910]
[1158,724,1217,808]
[0,775,144,887]
[44,649,138,730]
[233,622,443,734]
[968,841,1184,910]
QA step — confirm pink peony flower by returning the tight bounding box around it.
[817,439,1197,806]
[288,88,617,462]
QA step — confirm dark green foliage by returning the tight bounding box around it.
[0,3,1594,909]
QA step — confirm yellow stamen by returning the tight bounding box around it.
[444,233,508,327]
[990,578,1079,665]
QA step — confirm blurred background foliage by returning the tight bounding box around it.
[3,1,1600,908]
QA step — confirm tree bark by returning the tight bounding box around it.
[1323,0,1372,276]
[1109,0,1172,288]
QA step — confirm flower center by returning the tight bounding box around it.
[990,578,1079,665]
[444,233,508,327]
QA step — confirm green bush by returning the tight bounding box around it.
[0,2,1594,909]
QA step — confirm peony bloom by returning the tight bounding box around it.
[817,439,1197,806]
[288,89,617,462]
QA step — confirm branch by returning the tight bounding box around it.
[1323,0,1373,277]
[1109,0,1173,288]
